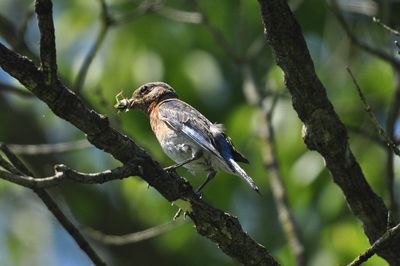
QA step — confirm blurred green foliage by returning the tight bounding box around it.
[0,0,399,265]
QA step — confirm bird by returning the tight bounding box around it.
[114,82,259,194]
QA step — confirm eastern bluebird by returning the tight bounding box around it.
[115,82,259,193]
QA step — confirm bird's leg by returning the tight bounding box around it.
[173,209,183,220]
[173,171,216,220]
[164,150,202,172]
[195,171,216,193]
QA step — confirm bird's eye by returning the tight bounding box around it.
[140,85,150,95]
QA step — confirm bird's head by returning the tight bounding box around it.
[114,82,178,114]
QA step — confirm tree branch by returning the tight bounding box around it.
[0,82,34,98]
[73,0,154,93]
[155,6,202,24]
[74,0,113,93]
[331,0,400,70]
[0,163,136,188]
[347,68,400,157]
[35,0,58,85]
[0,36,279,266]
[7,139,92,155]
[242,65,307,266]
[385,73,400,227]
[347,67,400,226]
[0,13,38,64]
[114,0,159,25]
[0,144,107,266]
[346,125,383,146]
[261,95,307,266]
[257,0,400,264]
[373,17,400,36]
[86,219,187,245]
[348,222,400,266]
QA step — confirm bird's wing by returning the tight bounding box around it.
[157,99,226,162]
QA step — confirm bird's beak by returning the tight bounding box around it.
[128,99,139,109]
[114,92,139,112]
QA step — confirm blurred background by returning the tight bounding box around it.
[0,0,399,265]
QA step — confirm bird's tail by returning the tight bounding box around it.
[228,158,260,194]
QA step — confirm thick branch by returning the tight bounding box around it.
[0,42,279,265]
[257,0,400,264]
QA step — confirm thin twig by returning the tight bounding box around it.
[74,0,111,93]
[245,35,266,61]
[35,0,58,85]
[331,0,400,69]
[0,14,19,47]
[155,6,202,24]
[348,67,399,226]
[19,10,35,41]
[196,2,242,63]
[74,0,156,93]
[114,0,161,25]
[384,73,400,227]
[154,2,244,62]
[0,163,136,189]
[348,222,400,266]
[0,144,107,266]
[262,104,307,266]
[86,219,187,245]
[0,82,34,98]
[373,17,400,36]
[242,65,307,266]
[346,125,384,146]
[7,139,92,155]
[0,14,38,64]
[74,25,108,93]
[0,153,22,175]
[347,67,400,156]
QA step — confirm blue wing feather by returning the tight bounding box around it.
[158,99,249,165]
[158,99,257,191]
[158,100,226,162]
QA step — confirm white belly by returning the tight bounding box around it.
[150,110,230,173]
[160,130,214,172]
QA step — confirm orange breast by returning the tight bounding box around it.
[149,102,173,143]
